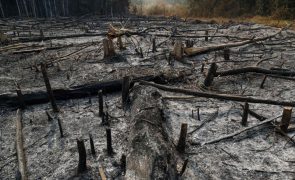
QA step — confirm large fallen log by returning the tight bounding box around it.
[17,32,107,43]
[15,109,28,180]
[0,77,150,108]
[139,81,295,107]
[215,66,295,77]
[125,85,178,179]
[0,70,191,108]
[184,28,283,56]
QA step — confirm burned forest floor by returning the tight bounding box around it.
[1,15,295,179]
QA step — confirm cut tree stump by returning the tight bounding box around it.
[103,38,115,58]
[173,40,183,60]
[15,82,25,109]
[241,102,249,126]
[125,85,178,179]
[204,63,218,87]
[176,123,188,153]
[280,107,293,133]
[77,139,87,173]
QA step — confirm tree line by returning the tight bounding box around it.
[0,0,129,18]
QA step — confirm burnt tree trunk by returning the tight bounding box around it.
[125,85,178,179]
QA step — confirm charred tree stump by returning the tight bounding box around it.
[125,85,178,179]
[57,116,64,138]
[40,29,44,40]
[201,63,205,73]
[139,47,144,58]
[77,139,87,173]
[173,40,183,60]
[176,123,188,153]
[185,39,194,48]
[179,159,189,176]
[241,102,249,126]
[118,36,124,50]
[103,38,115,58]
[152,37,157,53]
[204,63,218,87]
[205,30,209,41]
[223,48,230,60]
[15,82,25,109]
[98,90,104,117]
[106,128,114,156]
[89,134,96,156]
[15,109,28,180]
[103,39,110,58]
[122,76,130,109]
[280,107,293,133]
[46,111,54,121]
[121,154,127,175]
[41,63,59,112]
[260,75,268,89]
[104,112,110,126]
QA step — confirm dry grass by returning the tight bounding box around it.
[244,16,295,29]
[130,1,189,17]
[195,16,295,30]
[129,2,295,30]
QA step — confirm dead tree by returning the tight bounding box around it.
[125,85,178,179]
[103,38,115,58]
[280,107,293,132]
[77,139,87,173]
[173,40,183,60]
[0,70,193,108]
[184,28,283,56]
[41,63,59,112]
[204,63,218,87]
[15,109,28,180]
[0,0,4,18]
[140,81,295,107]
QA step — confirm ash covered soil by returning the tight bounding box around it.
[1,15,295,179]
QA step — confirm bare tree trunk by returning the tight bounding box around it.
[43,0,49,17]
[0,0,4,18]
[48,0,53,18]
[65,0,69,16]
[22,0,29,17]
[62,0,66,16]
[53,0,57,16]
[32,0,37,18]
[16,0,22,17]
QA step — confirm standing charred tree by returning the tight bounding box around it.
[0,0,4,18]
[15,0,22,17]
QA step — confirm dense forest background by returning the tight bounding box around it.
[0,0,294,19]
[0,0,129,18]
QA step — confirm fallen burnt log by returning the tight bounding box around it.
[0,70,191,108]
[140,81,295,107]
[17,32,107,43]
[215,66,295,77]
[125,85,178,179]
[184,28,283,56]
